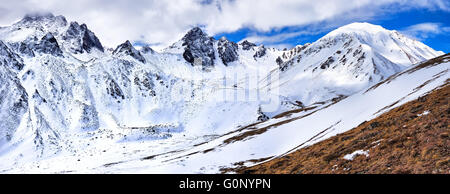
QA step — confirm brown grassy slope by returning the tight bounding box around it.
[238,83,449,174]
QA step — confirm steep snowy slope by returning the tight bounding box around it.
[107,54,448,174]
[241,81,449,174]
[0,41,28,148]
[266,22,444,106]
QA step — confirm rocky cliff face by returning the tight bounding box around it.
[217,37,239,66]
[113,40,145,63]
[62,22,104,53]
[0,41,25,71]
[34,33,63,56]
[0,13,104,56]
[240,40,257,51]
[0,40,28,146]
[182,27,216,69]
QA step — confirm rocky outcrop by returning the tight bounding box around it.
[62,22,104,53]
[281,43,310,61]
[320,56,335,69]
[34,33,63,56]
[257,107,269,122]
[106,78,125,101]
[0,41,28,145]
[240,40,256,50]
[218,37,239,66]
[140,45,155,54]
[253,45,266,58]
[113,40,146,63]
[8,42,35,57]
[182,27,215,69]
[0,41,25,71]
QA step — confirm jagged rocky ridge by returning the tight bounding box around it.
[113,40,145,63]
[181,27,216,68]
[63,21,104,53]
[166,27,270,69]
[217,37,239,66]
[0,13,104,56]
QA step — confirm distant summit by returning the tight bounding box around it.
[113,40,145,63]
[181,27,216,69]
[0,13,104,56]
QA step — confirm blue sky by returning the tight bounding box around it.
[1,0,449,52]
[214,8,450,53]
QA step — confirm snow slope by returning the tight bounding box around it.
[0,14,446,173]
[3,54,447,173]
[267,22,444,105]
[93,54,448,173]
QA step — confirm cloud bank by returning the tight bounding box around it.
[401,22,450,40]
[0,0,449,50]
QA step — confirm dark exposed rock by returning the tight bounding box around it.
[8,42,35,57]
[113,40,146,63]
[106,78,125,100]
[63,22,104,53]
[240,40,256,50]
[277,56,292,71]
[218,37,239,66]
[281,43,310,62]
[353,47,362,57]
[32,89,47,104]
[257,107,269,122]
[0,41,25,71]
[357,53,366,62]
[34,33,63,56]
[134,75,154,91]
[320,56,335,69]
[182,27,215,69]
[253,46,266,58]
[0,42,28,144]
[133,72,159,97]
[276,57,283,66]
[140,46,155,54]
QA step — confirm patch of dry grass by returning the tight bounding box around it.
[236,83,449,174]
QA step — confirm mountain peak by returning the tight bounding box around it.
[63,21,104,53]
[239,40,257,50]
[326,22,389,37]
[23,12,55,20]
[113,40,145,63]
[182,27,210,42]
[181,27,215,69]
[340,22,386,31]
[20,12,67,26]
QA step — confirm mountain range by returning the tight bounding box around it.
[0,13,447,173]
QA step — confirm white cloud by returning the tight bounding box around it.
[267,43,295,50]
[0,0,448,50]
[401,22,450,40]
[244,32,305,45]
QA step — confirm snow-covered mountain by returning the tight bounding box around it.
[267,22,444,105]
[0,14,446,173]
